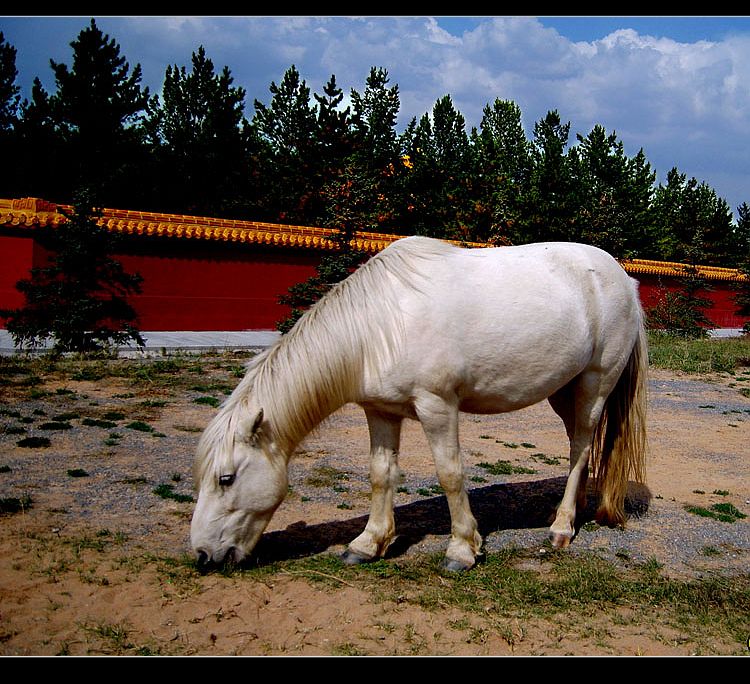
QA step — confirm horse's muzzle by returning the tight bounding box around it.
[195,547,239,573]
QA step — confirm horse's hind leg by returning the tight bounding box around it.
[342,409,402,564]
[548,373,606,548]
[415,391,482,571]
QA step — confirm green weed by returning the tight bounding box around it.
[17,436,51,448]
[193,396,220,408]
[125,421,154,433]
[153,483,193,503]
[685,502,746,523]
[0,494,32,514]
[82,418,118,429]
[477,460,537,476]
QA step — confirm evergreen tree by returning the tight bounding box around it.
[276,162,373,334]
[350,67,400,170]
[314,74,354,173]
[0,189,144,353]
[523,110,579,243]
[145,46,252,217]
[573,125,655,258]
[9,78,65,200]
[0,32,20,132]
[733,202,750,332]
[252,65,319,223]
[396,95,472,239]
[346,67,402,232]
[47,19,150,205]
[0,32,22,197]
[652,168,735,266]
[471,99,532,244]
[647,168,729,336]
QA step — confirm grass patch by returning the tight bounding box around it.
[685,502,747,523]
[153,483,194,503]
[140,399,168,408]
[125,421,155,433]
[102,411,126,421]
[51,411,81,421]
[416,484,445,497]
[234,550,750,654]
[0,494,32,514]
[0,464,10,473]
[530,452,561,466]
[193,396,221,408]
[305,465,349,488]
[82,418,118,429]
[477,460,537,476]
[648,333,750,374]
[3,425,26,435]
[174,424,203,433]
[67,468,89,478]
[39,421,73,430]
[17,436,51,448]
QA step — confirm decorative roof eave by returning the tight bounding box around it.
[620,258,747,281]
[0,197,745,281]
[0,197,488,255]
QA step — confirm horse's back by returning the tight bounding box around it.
[369,238,642,411]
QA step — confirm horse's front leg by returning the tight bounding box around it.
[342,409,402,564]
[415,392,482,571]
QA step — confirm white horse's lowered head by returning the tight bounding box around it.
[191,236,647,572]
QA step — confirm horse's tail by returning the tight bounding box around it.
[590,319,648,527]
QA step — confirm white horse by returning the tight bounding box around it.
[191,236,647,572]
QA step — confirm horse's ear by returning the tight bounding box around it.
[240,408,264,444]
[251,408,264,435]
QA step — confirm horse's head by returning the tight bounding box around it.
[190,407,288,571]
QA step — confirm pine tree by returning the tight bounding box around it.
[275,163,370,334]
[573,125,655,258]
[0,32,19,132]
[471,99,532,244]
[347,67,402,232]
[397,95,472,239]
[0,189,144,353]
[524,110,579,243]
[145,46,251,216]
[734,202,750,332]
[252,65,319,223]
[47,19,150,205]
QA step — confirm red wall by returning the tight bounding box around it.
[637,273,745,329]
[114,243,320,330]
[1,231,746,331]
[0,233,321,331]
[0,235,35,314]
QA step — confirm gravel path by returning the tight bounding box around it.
[1,365,748,578]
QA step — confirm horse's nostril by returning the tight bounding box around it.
[196,550,209,571]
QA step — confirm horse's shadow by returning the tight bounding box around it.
[248,477,652,567]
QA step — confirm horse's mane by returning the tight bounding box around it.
[195,236,456,487]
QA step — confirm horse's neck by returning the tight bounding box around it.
[255,341,357,456]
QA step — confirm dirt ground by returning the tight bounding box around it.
[0,359,748,657]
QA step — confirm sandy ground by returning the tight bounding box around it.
[0,360,748,657]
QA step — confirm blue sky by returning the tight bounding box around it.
[2,16,750,218]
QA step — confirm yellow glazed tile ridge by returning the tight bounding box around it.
[0,196,746,281]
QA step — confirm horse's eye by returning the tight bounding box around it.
[219,474,235,487]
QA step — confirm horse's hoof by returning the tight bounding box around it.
[442,558,472,572]
[549,531,572,549]
[340,549,372,565]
